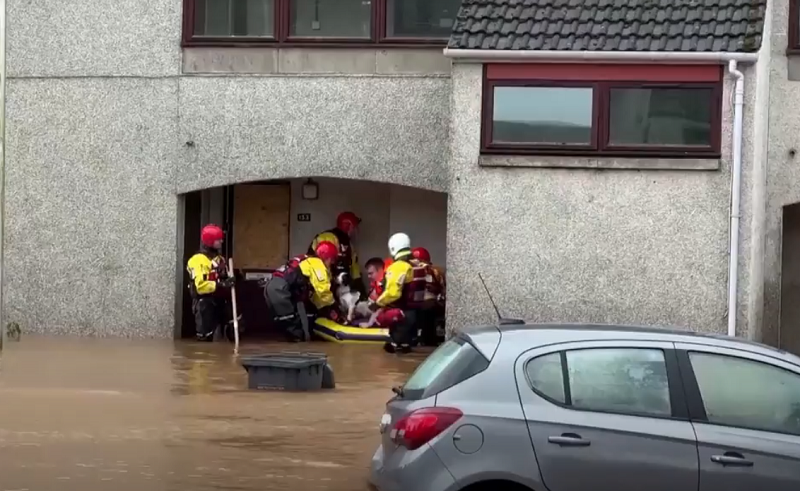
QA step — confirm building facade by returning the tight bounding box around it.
[8,0,799,353]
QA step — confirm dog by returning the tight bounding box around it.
[334,272,362,323]
[334,272,380,326]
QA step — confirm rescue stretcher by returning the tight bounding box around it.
[312,318,391,344]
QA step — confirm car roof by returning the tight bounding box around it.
[462,322,799,364]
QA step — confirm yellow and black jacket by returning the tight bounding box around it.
[274,254,335,310]
[376,252,414,309]
[187,251,227,297]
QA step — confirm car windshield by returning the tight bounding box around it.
[401,336,489,400]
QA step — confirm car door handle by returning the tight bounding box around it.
[548,433,591,447]
[711,452,754,467]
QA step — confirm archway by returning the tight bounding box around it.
[176,177,449,342]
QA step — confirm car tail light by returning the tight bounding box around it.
[390,407,463,450]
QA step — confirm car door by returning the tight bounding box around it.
[515,340,698,491]
[674,343,800,491]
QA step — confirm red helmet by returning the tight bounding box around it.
[411,247,431,263]
[383,257,394,269]
[315,241,338,262]
[201,224,224,248]
[336,211,361,235]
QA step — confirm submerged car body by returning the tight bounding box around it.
[370,323,800,491]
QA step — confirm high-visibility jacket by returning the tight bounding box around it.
[187,251,227,297]
[376,252,427,309]
[309,227,360,280]
[273,254,334,310]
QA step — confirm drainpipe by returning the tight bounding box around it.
[727,60,745,337]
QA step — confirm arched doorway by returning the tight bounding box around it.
[177,177,448,340]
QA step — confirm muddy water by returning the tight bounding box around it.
[0,336,428,491]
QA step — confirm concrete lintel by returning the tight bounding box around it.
[183,47,450,76]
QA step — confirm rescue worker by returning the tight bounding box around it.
[410,247,446,346]
[365,257,388,302]
[187,224,235,342]
[309,211,365,297]
[265,241,338,342]
[369,233,425,354]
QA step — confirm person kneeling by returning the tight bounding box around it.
[369,233,426,354]
[264,241,337,342]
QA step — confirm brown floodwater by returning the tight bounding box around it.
[0,336,429,491]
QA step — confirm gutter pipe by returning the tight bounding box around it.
[727,60,745,337]
[442,48,759,64]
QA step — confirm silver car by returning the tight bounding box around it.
[369,323,800,491]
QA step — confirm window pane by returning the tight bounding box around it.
[689,352,800,435]
[608,88,713,147]
[526,353,566,404]
[290,0,372,38]
[567,348,671,417]
[402,337,489,399]
[194,0,274,37]
[386,0,460,38]
[492,87,593,145]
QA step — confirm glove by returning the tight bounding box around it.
[367,300,381,312]
[218,277,235,288]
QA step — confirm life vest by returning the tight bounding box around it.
[369,268,387,302]
[406,261,443,309]
[272,254,312,299]
[272,254,308,279]
[187,251,227,298]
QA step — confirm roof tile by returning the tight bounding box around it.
[449,0,766,52]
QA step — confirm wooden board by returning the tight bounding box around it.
[232,184,290,270]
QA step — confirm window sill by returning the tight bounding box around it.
[479,155,721,171]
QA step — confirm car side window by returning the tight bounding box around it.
[688,352,800,435]
[526,348,672,417]
[567,348,671,417]
[526,352,565,403]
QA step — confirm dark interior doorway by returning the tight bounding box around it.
[780,203,800,356]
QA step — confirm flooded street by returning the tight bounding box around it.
[0,336,428,491]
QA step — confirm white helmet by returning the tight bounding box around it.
[388,233,411,257]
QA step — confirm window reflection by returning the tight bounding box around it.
[566,348,671,417]
[386,0,461,38]
[194,0,275,37]
[291,0,372,38]
[526,353,565,403]
[690,352,800,435]
[608,88,712,146]
[491,86,593,145]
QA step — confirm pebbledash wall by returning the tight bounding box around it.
[2,0,773,339]
[3,0,449,337]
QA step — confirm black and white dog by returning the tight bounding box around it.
[334,272,379,326]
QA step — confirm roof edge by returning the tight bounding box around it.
[442,48,759,64]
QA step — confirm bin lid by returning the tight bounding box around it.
[241,353,326,369]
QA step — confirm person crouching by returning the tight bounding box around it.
[369,233,424,354]
[265,241,338,342]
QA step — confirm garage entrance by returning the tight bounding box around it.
[177,177,448,341]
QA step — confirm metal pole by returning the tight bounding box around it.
[0,0,7,358]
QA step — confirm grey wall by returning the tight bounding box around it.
[445,63,760,336]
[4,0,451,337]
